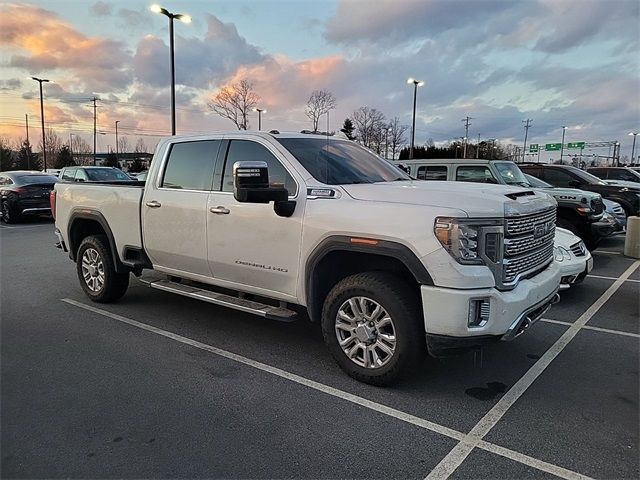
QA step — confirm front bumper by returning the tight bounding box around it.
[420,261,561,339]
[591,220,616,238]
[558,253,593,289]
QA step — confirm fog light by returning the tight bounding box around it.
[469,298,491,327]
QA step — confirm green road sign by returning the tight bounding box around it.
[567,142,585,149]
[545,143,561,151]
[529,144,539,153]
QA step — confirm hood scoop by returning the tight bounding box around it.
[505,190,535,200]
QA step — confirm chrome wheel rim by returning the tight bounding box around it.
[2,203,9,222]
[335,296,397,369]
[81,248,105,293]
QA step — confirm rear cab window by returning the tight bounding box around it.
[160,140,221,191]
[417,165,448,180]
[61,168,77,181]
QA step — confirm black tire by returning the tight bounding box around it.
[76,234,129,303]
[1,200,20,224]
[321,272,425,386]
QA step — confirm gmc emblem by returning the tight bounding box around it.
[533,221,554,238]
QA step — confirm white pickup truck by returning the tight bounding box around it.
[52,132,561,385]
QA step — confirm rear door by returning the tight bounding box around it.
[142,139,222,277]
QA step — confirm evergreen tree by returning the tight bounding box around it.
[103,152,119,168]
[54,146,75,169]
[0,139,14,171]
[340,118,356,140]
[15,140,39,170]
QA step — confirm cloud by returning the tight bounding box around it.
[133,14,265,89]
[90,1,112,17]
[117,8,145,28]
[0,78,22,90]
[0,3,132,92]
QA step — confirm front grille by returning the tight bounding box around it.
[570,241,586,257]
[501,207,556,286]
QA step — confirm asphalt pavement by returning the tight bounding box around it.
[1,219,638,479]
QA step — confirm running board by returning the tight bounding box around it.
[140,278,298,322]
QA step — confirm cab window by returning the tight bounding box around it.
[542,168,575,187]
[456,166,497,184]
[75,169,88,182]
[61,168,77,181]
[221,140,297,195]
[161,140,220,190]
[417,165,447,180]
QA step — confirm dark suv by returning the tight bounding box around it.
[520,164,640,218]
[587,167,640,184]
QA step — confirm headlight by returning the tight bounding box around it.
[434,217,501,265]
[553,246,572,262]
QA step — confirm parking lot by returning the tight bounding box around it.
[1,220,638,479]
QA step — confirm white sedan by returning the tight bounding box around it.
[554,227,593,290]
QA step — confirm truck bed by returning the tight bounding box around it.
[55,182,145,258]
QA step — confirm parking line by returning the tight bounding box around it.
[591,250,621,255]
[425,260,639,480]
[588,274,640,283]
[541,318,640,338]
[61,297,592,480]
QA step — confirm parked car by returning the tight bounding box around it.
[602,198,627,232]
[59,166,132,183]
[554,227,592,290]
[396,158,607,248]
[0,171,58,223]
[52,132,561,385]
[44,168,61,177]
[519,164,640,218]
[587,167,640,184]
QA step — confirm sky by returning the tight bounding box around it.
[1,0,639,160]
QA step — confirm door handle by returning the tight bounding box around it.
[146,200,162,208]
[209,206,230,215]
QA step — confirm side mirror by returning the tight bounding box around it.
[233,161,296,217]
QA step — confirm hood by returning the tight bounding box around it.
[342,180,556,218]
[555,227,581,248]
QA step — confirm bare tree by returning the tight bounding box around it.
[134,138,148,154]
[305,90,336,132]
[118,136,129,156]
[38,128,62,168]
[352,106,386,150]
[208,79,259,130]
[387,117,409,160]
[71,135,92,165]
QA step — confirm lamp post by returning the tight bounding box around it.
[407,77,424,159]
[252,108,266,130]
[150,4,191,136]
[31,76,49,171]
[115,120,120,164]
[559,125,567,164]
[384,128,390,160]
[629,132,638,165]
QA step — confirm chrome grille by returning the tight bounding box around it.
[505,208,556,235]
[570,241,586,257]
[501,207,556,286]
[504,244,554,283]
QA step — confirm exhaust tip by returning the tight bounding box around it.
[551,293,561,305]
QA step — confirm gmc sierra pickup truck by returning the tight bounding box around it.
[53,132,561,385]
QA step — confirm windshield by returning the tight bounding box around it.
[85,168,131,182]
[565,166,607,185]
[493,162,530,187]
[524,173,552,188]
[277,138,410,185]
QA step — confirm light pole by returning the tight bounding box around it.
[384,128,390,160]
[407,78,424,159]
[31,76,49,171]
[252,108,266,130]
[559,125,567,164]
[615,141,620,166]
[629,132,638,165]
[150,4,191,136]
[115,120,120,164]
[69,133,75,164]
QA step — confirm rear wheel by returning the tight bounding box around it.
[321,272,425,386]
[1,200,19,224]
[76,234,129,303]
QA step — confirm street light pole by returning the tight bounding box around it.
[151,5,191,136]
[407,78,424,159]
[115,120,120,164]
[384,128,390,160]
[629,132,638,164]
[559,126,567,164]
[253,108,266,130]
[31,76,49,171]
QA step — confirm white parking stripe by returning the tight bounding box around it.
[541,318,640,338]
[425,260,639,480]
[592,250,621,255]
[587,274,640,283]
[62,297,592,480]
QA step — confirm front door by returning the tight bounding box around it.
[206,138,303,298]
[143,139,221,277]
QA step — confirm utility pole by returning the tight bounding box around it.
[522,119,532,163]
[91,97,98,165]
[69,133,74,164]
[115,120,120,165]
[559,126,567,164]
[25,114,29,145]
[461,116,472,158]
[476,133,480,159]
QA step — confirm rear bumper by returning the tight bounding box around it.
[420,261,561,339]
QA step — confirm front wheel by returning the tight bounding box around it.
[321,272,425,386]
[76,234,129,303]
